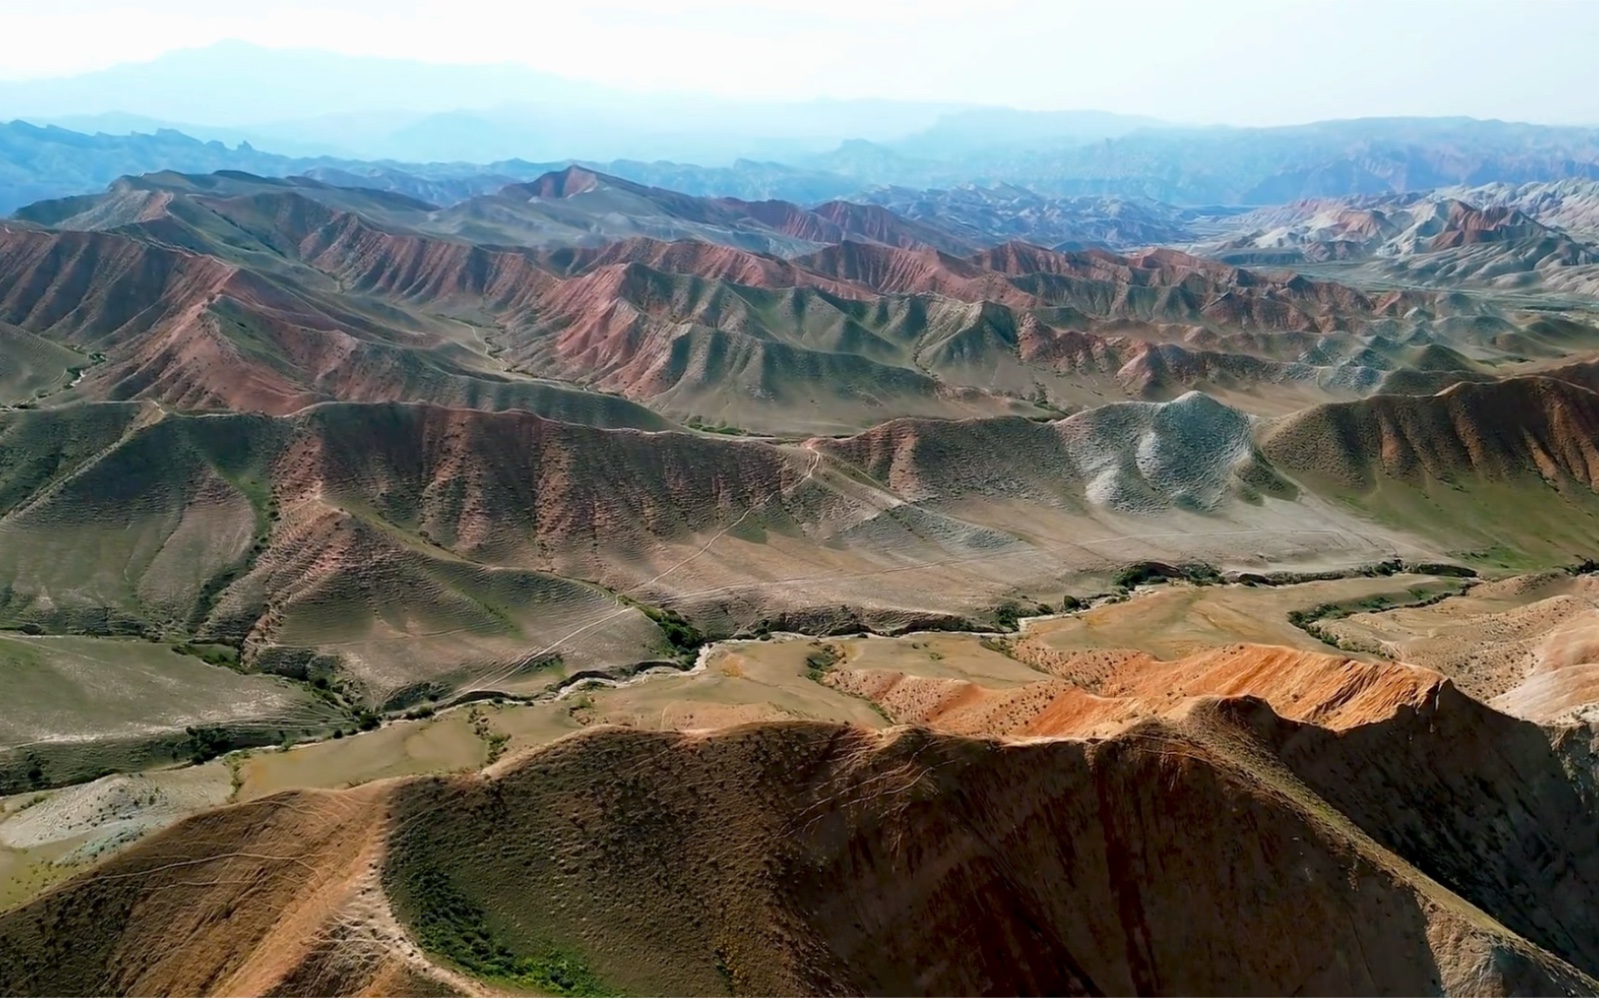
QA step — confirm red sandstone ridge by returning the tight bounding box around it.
[829,642,1443,737]
[0,167,1541,442]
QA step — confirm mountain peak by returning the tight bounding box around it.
[518,165,611,199]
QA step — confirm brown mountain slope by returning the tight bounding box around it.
[1258,374,1599,562]
[819,391,1286,514]
[826,644,1599,985]
[0,782,458,997]
[0,395,1423,721]
[1261,375,1599,492]
[4,654,1596,996]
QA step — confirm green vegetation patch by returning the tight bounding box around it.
[170,642,241,669]
[803,642,841,682]
[992,601,1023,632]
[180,725,234,766]
[401,865,613,996]
[684,418,749,436]
[638,604,706,663]
[1112,561,1222,590]
[466,706,509,763]
[1287,579,1471,651]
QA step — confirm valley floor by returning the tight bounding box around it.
[4,567,1591,915]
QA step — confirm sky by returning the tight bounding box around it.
[1,0,1596,126]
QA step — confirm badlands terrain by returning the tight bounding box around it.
[4,159,1599,995]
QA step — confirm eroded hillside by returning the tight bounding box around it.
[3,630,1597,996]
[6,163,1599,997]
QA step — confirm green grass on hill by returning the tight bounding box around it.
[1311,472,1599,573]
[0,633,342,792]
[397,864,614,997]
[0,326,82,405]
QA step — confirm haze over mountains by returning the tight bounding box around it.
[0,43,1143,162]
[8,43,1599,216]
[7,33,1599,999]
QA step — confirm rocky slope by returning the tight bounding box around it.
[1198,190,1599,296]
[0,393,1403,716]
[860,182,1197,251]
[1261,374,1599,492]
[2,643,1596,996]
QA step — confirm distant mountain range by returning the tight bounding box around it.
[5,44,1599,209]
[801,118,1599,203]
[0,42,980,163]
[0,120,864,214]
[1,44,1192,163]
[10,109,1599,216]
[1193,184,1599,298]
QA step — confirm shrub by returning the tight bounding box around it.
[993,601,1023,631]
[181,726,232,766]
[641,605,705,662]
[804,644,841,682]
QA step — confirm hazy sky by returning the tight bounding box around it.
[1,0,1596,125]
